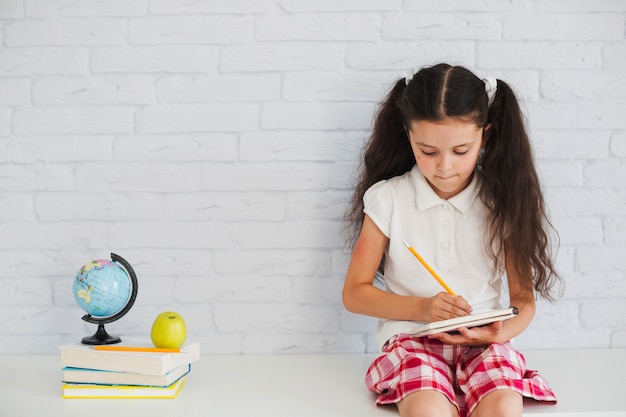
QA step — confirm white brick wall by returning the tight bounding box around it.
[1,1,624,354]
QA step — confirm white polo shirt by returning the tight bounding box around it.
[363,165,503,349]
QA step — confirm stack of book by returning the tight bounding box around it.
[58,340,200,399]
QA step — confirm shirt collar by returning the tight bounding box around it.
[410,165,480,213]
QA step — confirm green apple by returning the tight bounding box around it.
[151,311,187,349]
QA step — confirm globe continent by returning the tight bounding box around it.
[73,259,132,318]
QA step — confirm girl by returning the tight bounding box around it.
[343,64,560,417]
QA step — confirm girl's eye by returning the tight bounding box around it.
[420,150,468,156]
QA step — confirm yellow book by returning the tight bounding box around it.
[61,376,186,399]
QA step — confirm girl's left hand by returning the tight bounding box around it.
[427,321,505,347]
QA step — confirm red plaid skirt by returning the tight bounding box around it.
[366,334,556,417]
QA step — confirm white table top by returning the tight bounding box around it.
[1,349,625,417]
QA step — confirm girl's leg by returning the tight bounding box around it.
[469,389,522,417]
[397,390,459,417]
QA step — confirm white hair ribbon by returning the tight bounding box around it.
[483,77,497,105]
[405,70,414,86]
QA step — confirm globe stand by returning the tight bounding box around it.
[78,253,139,345]
[81,322,121,345]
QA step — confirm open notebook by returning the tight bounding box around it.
[412,307,518,337]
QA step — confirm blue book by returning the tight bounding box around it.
[61,376,186,399]
[61,363,190,387]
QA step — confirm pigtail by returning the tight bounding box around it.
[363,79,415,190]
[344,78,414,246]
[480,80,560,300]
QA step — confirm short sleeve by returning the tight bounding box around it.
[363,180,392,238]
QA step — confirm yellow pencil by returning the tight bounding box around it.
[402,240,457,296]
[93,346,181,353]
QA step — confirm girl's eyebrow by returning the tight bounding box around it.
[415,141,475,148]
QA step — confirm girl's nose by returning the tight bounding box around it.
[437,154,452,172]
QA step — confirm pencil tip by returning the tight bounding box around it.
[402,240,410,247]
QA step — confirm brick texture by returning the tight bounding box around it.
[1,1,624,354]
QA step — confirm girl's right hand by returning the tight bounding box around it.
[344,216,474,324]
[422,292,473,322]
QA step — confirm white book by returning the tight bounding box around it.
[412,307,519,337]
[58,339,200,376]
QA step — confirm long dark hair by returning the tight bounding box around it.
[345,63,560,300]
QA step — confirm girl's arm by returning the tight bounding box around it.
[342,215,472,323]
[495,245,536,343]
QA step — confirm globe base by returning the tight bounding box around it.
[81,322,121,345]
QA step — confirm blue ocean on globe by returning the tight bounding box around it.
[73,259,132,318]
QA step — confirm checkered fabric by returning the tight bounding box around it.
[366,334,556,417]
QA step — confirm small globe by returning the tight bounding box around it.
[73,259,131,318]
[73,254,138,345]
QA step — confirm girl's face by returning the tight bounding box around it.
[407,118,484,200]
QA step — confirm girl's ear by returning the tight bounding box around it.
[482,123,492,146]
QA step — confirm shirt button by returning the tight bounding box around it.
[442,222,449,230]
[441,242,450,249]
[441,204,449,211]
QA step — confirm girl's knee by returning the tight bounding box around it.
[397,390,458,417]
[470,389,522,417]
